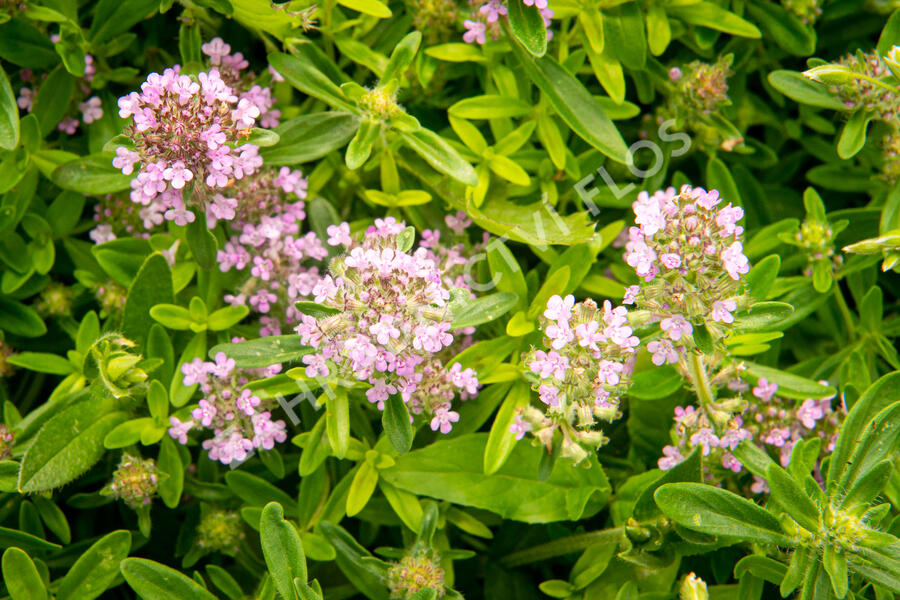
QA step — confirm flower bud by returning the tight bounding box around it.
[679,573,708,600]
[387,549,445,600]
[196,509,245,554]
[0,424,14,460]
[103,454,159,509]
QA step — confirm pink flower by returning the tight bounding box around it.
[164,198,195,226]
[57,116,79,134]
[529,350,569,380]
[479,0,507,22]
[660,315,692,341]
[544,294,575,323]
[658,445,683,470]
[302,353,330,378]
[163,161,193,189]
[209,352,236,377]
[721,241,749,280]
[232,97,260,128]
[596,359,625,385]
[711,299,737,323]
[17,87,34,111]
[113,147,140,175]
[522,0,548,9]
[327,223,352,246]
[623,285,640,305]
[797,398,825,429]
[752,377,778,401]
[647,339,678,365]
[413,322,453,353]
[660,253,681,269]
[510,415,532,440]
[181,358,209,386]
[201,37,231,65]
[538,384,560,407]
[79,96,103,124]
[463,20,486,44]
[430,407,460,434]
[168,416,193,444]
[445,210,472,234]
[690,428,719,456]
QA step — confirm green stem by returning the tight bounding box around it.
[500,528,624,567]
[688,351,714,408]
[832,285,856,342]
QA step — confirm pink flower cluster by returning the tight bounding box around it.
[294,218,479,432]
[114,65,262,213]
[216,167,328,336]
[514,294,638,462]
[463,0,553,45]
[623,185,750,352]
[658,377,844,495]
[168,352,287,465]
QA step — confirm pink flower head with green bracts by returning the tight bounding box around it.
[168,352,286,465]
[293,220,479,433]
[517,294,638,463]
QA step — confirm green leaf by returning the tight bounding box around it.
[294,302,341,320]
[318,522,390,600]
[260,502,307,600]
[765,464,820,532]
[767,70,846,111]
[732,301,795,332]
[382,31,421,82]
[18,400,128,493]
[336,0,391,18]
[7,352,75,375]
[0,63,19,150]
[668,2,761,37]
[0,525,61,552]
[634,447,702,521]
[150,304,194,330]
[451,292,518,329]
[0,18,58,68]
[381,433,611,523]
[483,381,530,475]
[325,388,350,459]
[383,395,414,453]
[120,558,218,600]
[2,547,47,600]
[209,335,310,368]
[507,0,547,57]
[207,305,249,331]
[31,65,74,137]
[449,95,534,119]
[509,43,627,163]
[744,255,781,300]
[157,436,183,509]
[823,546,848,599]
[877,9,900,55]
[185,215,218,271]
[399,128,478,187]
[837,402,900,500]
[0,297,46,337]
[225,471,299,516]
[346,461,379,516]
[268,52,355,113]
[741,361,835,399]
[104,418,154,449]
[733,555,788,586]
[90,0,158,44]
[123,253,174,348]
[654,483,789,545]
[57,530,132,600]
[52,152,133,194]
[745,1,815,56]
[260,112,358,165]
[837,110,870,160]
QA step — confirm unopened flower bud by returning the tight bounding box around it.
[104,454,159,509]
[679,573,708,600]
[196,509,245,554]
[387,549,445,600]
